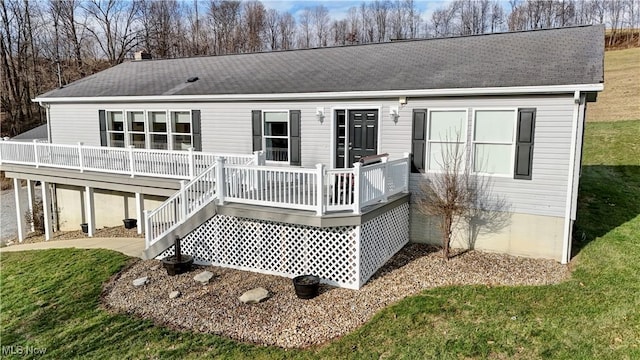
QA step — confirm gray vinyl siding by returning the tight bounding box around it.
[46,94,575,218]
[404,95,575,218]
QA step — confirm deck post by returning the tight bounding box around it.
[135,192,144,234]
[78,142,84,172]
[179,180,188,219]
[26,179,35,232]
[13,178,26,242]
[381,156,389,203]
[33,140,40,168]
[315,163,324,216]
[188,147,195,179]
[143,209,150,248]
[41,181,53,241]
[403,152,410,192]
[84,186,95,237]
[215,157,225,205]
[352,163,362,215]
[128,145,135,177]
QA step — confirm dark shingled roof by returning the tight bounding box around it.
[11,124,48,141]
[38,25,604,99]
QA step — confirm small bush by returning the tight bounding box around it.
[0,171,12,190]
[24,199,45,234]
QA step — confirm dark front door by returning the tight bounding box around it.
[348,109,378,165]
[335,109,379,168]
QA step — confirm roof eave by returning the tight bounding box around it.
[33,83,604,104]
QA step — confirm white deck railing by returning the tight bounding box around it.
[0,140,256,180]
[145,153,409,249]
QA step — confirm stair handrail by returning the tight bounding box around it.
[144,161,218,248]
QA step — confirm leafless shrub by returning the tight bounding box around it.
[25,199,45,234]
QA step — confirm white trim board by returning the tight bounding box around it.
[34,84,604,104]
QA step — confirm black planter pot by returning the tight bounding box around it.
[123,218,137,229]
[80,223,88,233]
[292,275,320,299]
[162,255,194,276]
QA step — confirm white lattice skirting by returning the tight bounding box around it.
[158,203,409,289]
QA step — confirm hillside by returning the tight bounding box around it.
[587,47,640,122]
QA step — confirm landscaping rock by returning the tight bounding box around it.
[193,271,214,284]
[132,276,148,287]
[239,287,270,304]
[169,291,181,299]
[150,265,160,271]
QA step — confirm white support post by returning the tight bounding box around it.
[381,156,389,202]
[128,145,135,177]
[13,178,26,242]
[188,147,195,179]
[315,163,325,216]
[135,192,144,235]
[215,157,226,205]
[253,151,260,165]
[179,180,188,219]
[143,209,151,248]
[41,181,53,241]
[33,140,40,168]
[84,186,95,237]
[403,152,411,192]
[26,180,35,232]
[78,142,84,172]
[352,162,362,214]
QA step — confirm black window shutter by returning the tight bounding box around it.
[514,108,536,180]
[251,110,262,152]
[191,110,202,151]
[289,110,301,166]
[99,110,107,146]
[411,109,427,173]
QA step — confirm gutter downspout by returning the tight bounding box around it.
[561,91,585,264]
[37,101,52,143]
[37,101,58,231]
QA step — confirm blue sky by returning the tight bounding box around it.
[261,0,450,22]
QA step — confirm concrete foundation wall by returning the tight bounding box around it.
[410,204,565,262]
[55,185,165,231]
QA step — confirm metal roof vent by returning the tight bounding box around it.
[187,77,199,83]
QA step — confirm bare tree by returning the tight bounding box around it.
[242,1,265,52]
[311,5,329,47]
[418,134,475,260]
[278,12,295,50]
[264,8,279,50]
[82,0,141,65]
[298,7,311,48]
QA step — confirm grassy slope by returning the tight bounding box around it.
[587,47,640,122]
[1,121,639,359]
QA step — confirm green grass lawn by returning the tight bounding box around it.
[2,121,640,359]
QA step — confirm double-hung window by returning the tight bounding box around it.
[107,111,125,147]
[472,110,516,175]
[171,111,192,150]
[127,111,146,148]
[427,110,467,171]
[263,111,289,162]
[148,111,169,150]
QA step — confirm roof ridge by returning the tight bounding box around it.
[124,24,603,64]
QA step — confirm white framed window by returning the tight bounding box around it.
[148,111,168,150]
[263,111,289,162]
[427,109,468,171]
[127,111,146,148]
[472,109,517,175]
[171,111,193,150]
[107,111,125,147]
